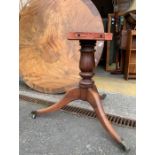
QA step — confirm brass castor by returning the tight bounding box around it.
[31,111,37,119]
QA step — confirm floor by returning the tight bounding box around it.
[20,100,136,155]
[19,67,136,155]
[94,66,136,97]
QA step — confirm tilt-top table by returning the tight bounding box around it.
[31,32,129,151]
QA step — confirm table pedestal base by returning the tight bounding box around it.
[31,85,129,151]
[31,32,129,151]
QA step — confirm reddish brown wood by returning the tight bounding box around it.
[93,85,107,100]
[67,32,113,41]
[124,30,136,80]
[87,88,122,143]
[31,32,129,151]
[36,88,80,114]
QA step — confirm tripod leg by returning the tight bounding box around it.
[87,88,129,151]
[31,88,80,118]
[93,85,106,100]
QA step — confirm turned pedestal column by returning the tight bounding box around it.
[31,32,129,151]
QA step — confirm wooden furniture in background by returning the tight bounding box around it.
[124,30,136,80]
[31,32,129,151]
[106,13,115,71]
[105,13,126,72]
[19,0,104,94]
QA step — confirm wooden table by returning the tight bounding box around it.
[31,32,129,151]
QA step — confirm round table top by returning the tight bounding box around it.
[20,0,104,93]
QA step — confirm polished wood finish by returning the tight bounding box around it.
[31,32,129,151]
[68,32,112,41]
[124,30,136,80]
[19,0,104,94]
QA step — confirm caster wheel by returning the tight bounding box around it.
[31,111,37,119]
[100,94,107,100]
[120,139,130,152]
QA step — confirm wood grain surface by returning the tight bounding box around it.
[20,0,104,94]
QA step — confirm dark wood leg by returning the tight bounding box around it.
[93,85,107,100]
[31,88,80,118]
[31,86,129,151]
[87,88,129,151]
